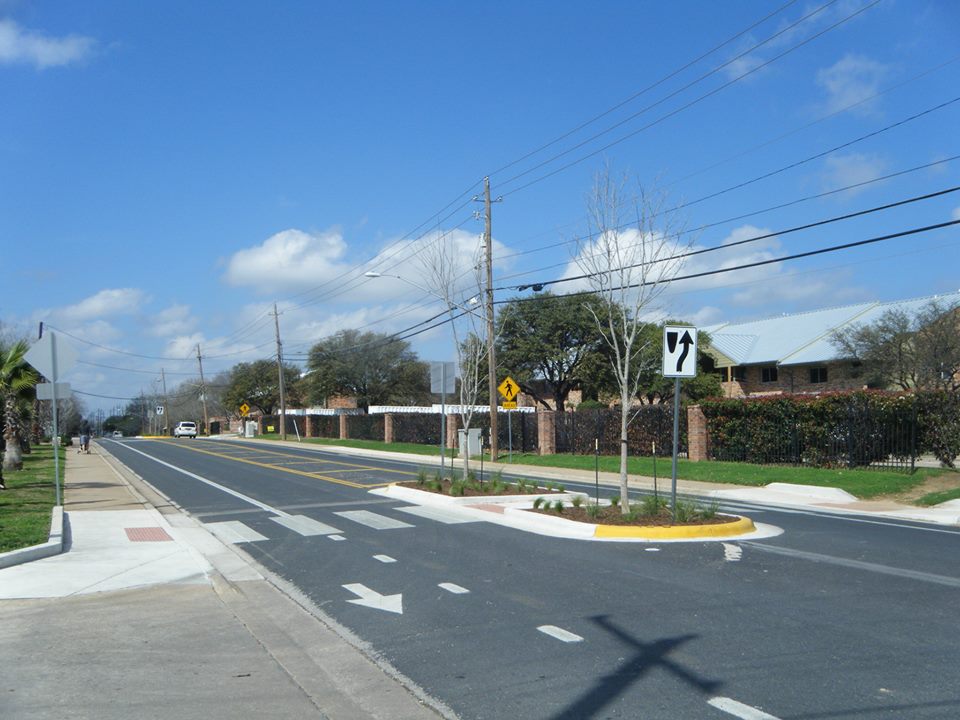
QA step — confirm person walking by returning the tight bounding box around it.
[79,420,91,454]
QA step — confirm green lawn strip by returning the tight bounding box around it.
[256,434,457,459]
[0,444,63,553]
[915,487,960,506]
[482,452,940,499]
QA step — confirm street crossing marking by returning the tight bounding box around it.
[438,583,469,594]
[374,555,397,563]
[395,505,479,524]
[204,521,268,544]
[537,625,583,643]
[329,535,346,542]
[708,696,781,719]
[334,510,414,530]
[723,543,743,562]
[270,514,342,536]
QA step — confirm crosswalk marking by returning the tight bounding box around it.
[270,514,342,536]
[395,505,479,524]
[204,521,268,544]
[537,625,583,643]
[334,510,414,530]
[439,583,469,594]
[374,555,397,563]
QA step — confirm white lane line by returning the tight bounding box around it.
[395,505,479,524]
[374,555,397,563]
[328,535,346,542]
[269,514,341,536]
[744,542,960,588]
[708,696,781,719]
[644,548,661,552]
[537,625,583,643]
[723,543,743,562]
[438,583,469,594]
[334,510,414,530]
[203,521,269,544]
[114,442,292,518]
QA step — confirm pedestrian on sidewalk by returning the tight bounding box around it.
[79,420,91,454]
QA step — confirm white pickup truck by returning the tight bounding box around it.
[173,421,198,438]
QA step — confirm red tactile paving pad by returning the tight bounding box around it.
[125,526,173,542]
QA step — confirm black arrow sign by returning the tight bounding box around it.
[675,330,693,373]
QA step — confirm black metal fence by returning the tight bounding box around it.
[706,402,918,471]
[554,407,684,457]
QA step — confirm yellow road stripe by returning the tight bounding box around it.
[202,440,421,477]
[153,439,390,489]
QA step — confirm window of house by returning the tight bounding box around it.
[809,367,828,383]
[761,366,778,383]
[732,367,746,381]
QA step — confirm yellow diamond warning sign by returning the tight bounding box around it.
[239,403,250,416]
[497,377,520,402]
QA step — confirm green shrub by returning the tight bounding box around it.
[639,494,667,517]
[572,495,583,508]
[585,503,602,519]
[416,469,428,486]
[533,497,545,509]
[610,495,620,508]
[450,481,465,497]
[553,500,564,513]
[700,500,720,519]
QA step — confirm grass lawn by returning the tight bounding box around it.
[0,444,62,553]
[915,487,960,506]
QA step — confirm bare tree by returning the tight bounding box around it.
[574,168,688,513]
[421,234,489,480]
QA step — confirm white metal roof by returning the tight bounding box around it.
[703,291,960,367]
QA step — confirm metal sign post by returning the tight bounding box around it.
[661,326,698,523]
[430,362,456,478]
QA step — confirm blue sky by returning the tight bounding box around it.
[1,0,958,414]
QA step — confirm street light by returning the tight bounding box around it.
[363,271,482,317]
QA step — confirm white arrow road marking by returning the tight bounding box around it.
[723,543,743,562]
[537,625,583,643]
[342,583,403,614]
[708,696,781,719]
[438,583,469,594]
[374,555,396,563]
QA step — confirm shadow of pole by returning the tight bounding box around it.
[551,615,722,720]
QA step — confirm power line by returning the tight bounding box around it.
[499,0,882,198]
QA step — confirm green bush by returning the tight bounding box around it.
[639,494,667,517]
[533,497,545,509]
[571,495,583,508]
[553,500,564,513]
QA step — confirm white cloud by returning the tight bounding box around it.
[148,304,196,338]
[952,207,960,221]
[821,153,888,196]
[223,228,349,294]
[816,54,890,115]
[37,288,146,324]
[0,19,95,69]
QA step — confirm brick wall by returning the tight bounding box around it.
[721,362,865,397]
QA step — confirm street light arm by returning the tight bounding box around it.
[364,271,483,319]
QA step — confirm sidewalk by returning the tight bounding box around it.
[0,443,447,720]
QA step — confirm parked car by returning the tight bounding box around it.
[112,430,123,438]
[173,421,198,438]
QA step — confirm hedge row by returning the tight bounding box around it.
[699,390,960,469]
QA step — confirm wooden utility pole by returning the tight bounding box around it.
[196,344,210,436]
[484,176,499,460]
[272,303,287,440]
[161,368,170,435]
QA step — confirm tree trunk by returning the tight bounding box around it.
[619,387,630,513]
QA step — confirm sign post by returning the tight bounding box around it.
[25,330,77,508]
[430,362,456,477]
[497,377,520,462]
[661,326,698,522]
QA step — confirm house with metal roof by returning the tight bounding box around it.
[702,291,960,397]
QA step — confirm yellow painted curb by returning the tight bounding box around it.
[593,515,755,540]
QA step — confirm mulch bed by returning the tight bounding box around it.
[527,505,739,527]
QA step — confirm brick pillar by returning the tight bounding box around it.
[305,415,314,438]
[687,405,708,462]
[446,414,458,452]
[384,414,394,444]
[339,414,348,440]
[537,411,556,456]
[258,416,266,435]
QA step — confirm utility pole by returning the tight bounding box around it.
[483,176,499,461]
[161,368,170,436]
[272,303,287,441]
[196,344,210,437]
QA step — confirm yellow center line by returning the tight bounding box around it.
[202,440,421,477]
[154,439,391,489]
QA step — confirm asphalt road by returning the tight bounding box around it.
[105,438,960,720]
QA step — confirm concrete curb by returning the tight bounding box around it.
[373,483,761,542]
[0,505,65,569]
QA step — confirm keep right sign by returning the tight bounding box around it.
[662,326,698,378]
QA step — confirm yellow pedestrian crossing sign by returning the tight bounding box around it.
[497,377,520,402]
[239,403,250,416]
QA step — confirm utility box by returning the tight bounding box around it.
[244,421,257,438]
[458,427,482,458]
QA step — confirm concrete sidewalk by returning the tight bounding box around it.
[0,444,447,720]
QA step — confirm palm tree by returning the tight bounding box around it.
[1,340,38,478]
